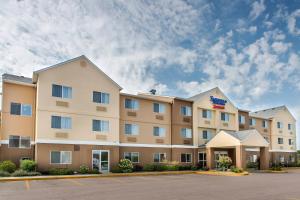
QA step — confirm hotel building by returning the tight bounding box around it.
[0,56,297,172]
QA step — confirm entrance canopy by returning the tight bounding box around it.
[206,129,269,148]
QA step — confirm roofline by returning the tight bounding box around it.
[238,108,250,113]
[120,92,173,103]
[3,79,36,87]
[33,55,122,90]
[248,114,273,120]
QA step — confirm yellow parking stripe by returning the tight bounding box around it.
[25,180,30,190]
[67,179,84,186]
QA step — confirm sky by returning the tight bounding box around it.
[0,0,300,148]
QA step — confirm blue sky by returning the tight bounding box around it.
[0,0,300,148]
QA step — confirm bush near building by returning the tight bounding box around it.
[118,159,134,173]
[0,160,16,173]
[20,160,37,172]
[217,156,232,171]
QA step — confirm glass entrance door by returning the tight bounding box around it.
[92,150,110,173]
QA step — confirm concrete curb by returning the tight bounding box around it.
[0,171,196,182]
[195,171,249,176]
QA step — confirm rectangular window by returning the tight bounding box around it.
[181,153,192,163]
[52,84,72,99]
[198,152,207,168]
[153,153,166,163]
[288,124,292,130]
[249,118,256,126]
[221,112,229,122]
[50,151,72,164]
[289,139,293,145]
[239,115,245,124]
[125,124,139,135]
[153,127,166,137]
[125,99,139,110]
[202,130,211,140]
[181,106,192,116]
[8,135,30,148]
[93,120,109,132]
[10,103,32,116]
[93,91,110,104]
[153,103,165,113]
[124,152,139,163]
[277,122,283,129]
[262,120,268,128]
[202,109,212,119]
[51,116,72,129]
[181,128,192,138]
[278,138,284,144]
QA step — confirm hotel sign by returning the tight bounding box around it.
[210,96,227,109]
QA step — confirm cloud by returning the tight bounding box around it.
[271,42,292,54]
[236,26,257,34]
[0,0,209,94]
[249,0,266,20]
[288,9,300,36]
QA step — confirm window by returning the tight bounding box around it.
[51,116,72,129]
[52,84,72,99]
[202,130,211,140]
[8,135,30,148]
[153,103,165,113]
[288,124,292,130]
[249,118,256,126]
[153,127,166,137]
[93,120,109,132]
[262,120,268,128]
[153,153,166,163]
[125,99,139,110]
[279,155,285,163]
[10,103,32,116]
[125,124,139,135]
[277,122,283,129]
[278,138,284,144]
[124,152,139,163]
[239,115,245,124]
[202,109,212,119]
[289,139,293,145]
[93,91,109,104]
[198,152,206,168]
[181,106,191,116]
[221,112,229,122]
[181,128,192,138]
[181,153,192,163]
[50,151,72,164]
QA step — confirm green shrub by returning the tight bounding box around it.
[230,166,243,173]
[111,165,122,173]
[88,169,100,174]
[217,156,232,171]
[79,165,89,174]
[166,165,179,171]
[48,168,74,175]
[133,165,143,172]
[246,162,258,169]
[11,169,41,177]
[178,165,192,171]
[20,160,37,172]
[153,164,168,171]
[270,165,282,171]
[191,166,198,171]
[118,159,133,173]
[0,170,10,177]
[0,160,16,173]
[143,164,155,171]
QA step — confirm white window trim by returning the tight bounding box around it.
[125,123,139,136]
[153,153,167,163]
[93,120,109,133]
[181,128,192,139]
[153,103,165,114]
[181,106,192,116]
[8,135,31,149]
[153,127,166,137]
[181,153,192,163]
[198,152,206,162]
[124,152,140,163]
[50,151,72,164]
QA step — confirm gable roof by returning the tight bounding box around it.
[250,105,296,120]
[2,73,35,87]
[188,87,236,108]
[32,55,122,89]
[206,129,269,148]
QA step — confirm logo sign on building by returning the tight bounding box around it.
[210,96,227,109]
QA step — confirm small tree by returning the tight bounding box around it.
[218,156,232,171]
[118,159,133,173]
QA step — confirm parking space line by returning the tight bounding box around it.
[67,179,84,186]
[25,180,30,191]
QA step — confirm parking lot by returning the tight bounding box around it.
[1,169,300,200]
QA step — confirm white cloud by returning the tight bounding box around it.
[288,9,300,36]
[236,26,257,34]
[271,42,291,54]
[0,0,208,93]
[249,0,266,20]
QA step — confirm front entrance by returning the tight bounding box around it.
[92,150,109,173]
[214,151,228,168]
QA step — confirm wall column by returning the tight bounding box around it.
[235,145,246,169]
[260,147,270,170]
[206,147,214,169]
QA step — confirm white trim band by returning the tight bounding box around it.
[269,149,297,153]
[245,148,260,152]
